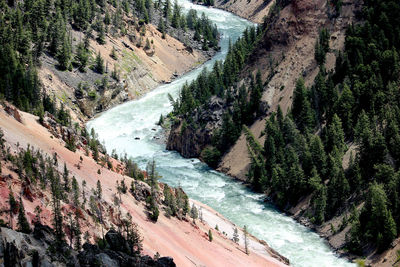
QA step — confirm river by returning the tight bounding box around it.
[87,1,354,266]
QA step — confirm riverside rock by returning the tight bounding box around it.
[0,224,176,267]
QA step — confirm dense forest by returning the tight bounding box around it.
[0,0,218,121]
[168,21,267,166]
[246,0,400,254]
[170,0,400,254]
[167,0,287,165]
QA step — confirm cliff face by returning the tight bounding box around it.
[167,96,225,158]
[219,0,361,180]
[0,225,176,267]
[167,0,360,163]
[166,0,377,261]
[166,122,212,158]
[40,22,209,124]
[214,0,276,23]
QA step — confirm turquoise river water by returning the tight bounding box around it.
[87,1,355,266]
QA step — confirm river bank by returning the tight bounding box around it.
[0,105,287,267]
[87,1,356,265]
[39,13,218,125]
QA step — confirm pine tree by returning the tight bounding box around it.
[95,51,105,74]
[57,34,72,70]
[145,38,151,50]
[81,180,87,208]
[292,78,315,131]
[97,23,106,45]
[315,28,330,65]
[111,64,120,81]
[104,9,111,25]
[96,180,102,199]
[359,183,397,251]
[146,193,159,222]
[75,42,89,72]
[190,203,198,223]
[171,0,180,28]
[8,189,17,229]
[72,176,80,207]
[324,114,346,154]
[208,229,213,242]
[110,47,117,60]
[158,18,166,39]
[244,225,249,255]
[233,227,239,243]
[94,180,105,239]
[336,84,354,135]
[49,12,65,56]
[50,170,64,244]
[63,162,70,192]
[120,179,127,194]
[250,70,262,116]
[74,213,82,250]
[123,213,143,255]
[313,182,327,225]
[163,0,172,21]
[146,159,159,189]
[17,199,31,233]
[310,135,327,175]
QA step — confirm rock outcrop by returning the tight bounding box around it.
[166,96,225,158]
[0,224,176,267]
[214,0,275,23]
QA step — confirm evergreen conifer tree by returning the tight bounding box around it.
[244,225,249,255]
[17,199,31,233]
[95,51,105,74]
[233,227,239,243]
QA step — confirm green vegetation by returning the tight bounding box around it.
[242,0,400,254]
[157,2,219,50]
[185,9,219,50]
[233,227,239,243]
[190,203,198,223]
[146,159,160,222]
[17,199,31,234]
[0,0,218,122]
[0,126,152,257]
[169,0,400,255]
[170,24,263,164]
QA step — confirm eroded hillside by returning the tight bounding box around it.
[214,0,276,23]
[0,103,288,266]
[166,0,400,265]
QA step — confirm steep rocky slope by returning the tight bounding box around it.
[41,21,210,123]
[167,0,400,265]
[0,0,219,126]
[219,0,360,180]
[0,103,288,267]
[214,0,275,23]
[167,0,360,168]
[0,225,176,267]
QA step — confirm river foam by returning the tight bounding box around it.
[87,1,355,266]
